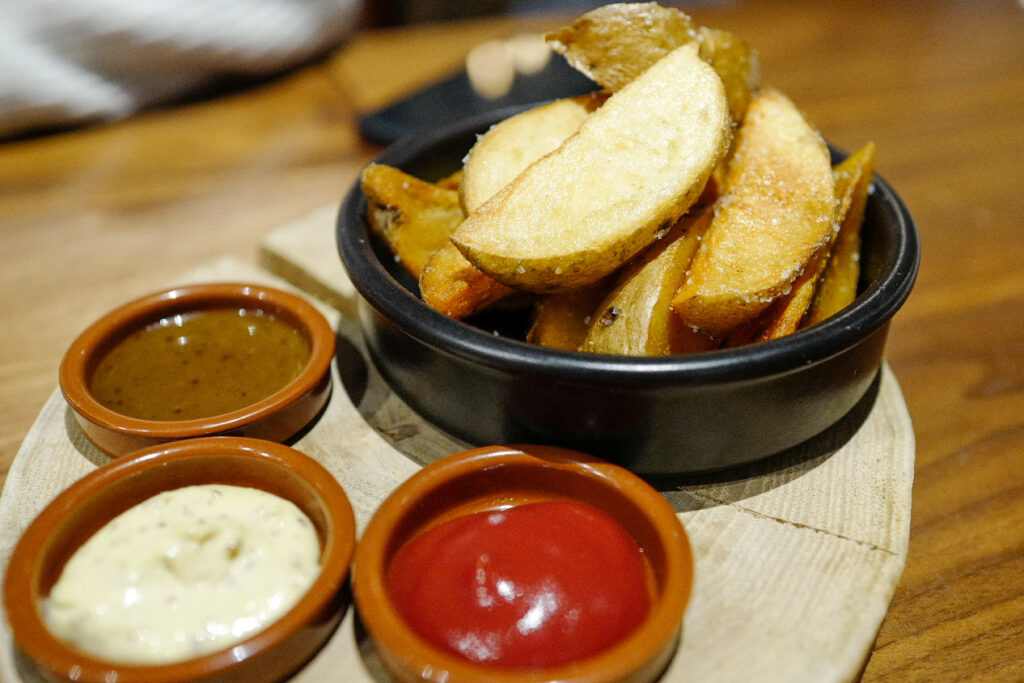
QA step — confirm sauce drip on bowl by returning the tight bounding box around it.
[386,500,651,669]
[89,308,310,421]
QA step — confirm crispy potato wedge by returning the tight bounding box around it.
[755,142,877,339]
[460,93,607,214]
[753,251,830,342]
[582,210,715,356]
[546,2,759,123]
[671,88,836,339]
[696,26,761,125]
[806,142,876,326]
[436,169,463,191]
[546,2,698,91]
[720,311,768,348]
[451,44,731,293]
[526,282,612,351]
[419,241,518,319]
[361,163,465,279]
[363,163,518,319]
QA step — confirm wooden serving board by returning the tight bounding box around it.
[0,206,914,683]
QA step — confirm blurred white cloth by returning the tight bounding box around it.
[0,0,361,138]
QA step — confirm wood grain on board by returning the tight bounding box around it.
[0,206,913,682]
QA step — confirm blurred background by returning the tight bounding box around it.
[360,0,729,26]
[0,0,729,140]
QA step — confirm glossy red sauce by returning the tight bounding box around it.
[386,500,650,669]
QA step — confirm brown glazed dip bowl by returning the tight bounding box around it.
[353,444,693,683]
[59,282,335,456]
[3,437,356,683]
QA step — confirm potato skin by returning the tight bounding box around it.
[546,2,699,92]
[547,3,759,124]
[806,142,876,326]
[671,88,836,339]
[582,210,715,356]
[747,141,877,342]
[527,282,612,351]
[696,26,760,125]
[451,44,732,293]
[419,241,517,319]
[361,163,465,279]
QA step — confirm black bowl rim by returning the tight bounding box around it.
[338,104,920,388]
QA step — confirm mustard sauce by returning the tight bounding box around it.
[90,309,310,421]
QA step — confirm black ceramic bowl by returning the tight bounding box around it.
[337,105,919,475]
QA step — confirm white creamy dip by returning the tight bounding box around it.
[43,484,321,664]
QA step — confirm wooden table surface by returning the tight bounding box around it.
[1,0,1022,680]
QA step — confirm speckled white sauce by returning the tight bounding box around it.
[43,484,321,664]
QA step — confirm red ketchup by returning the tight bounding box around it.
[386,500,650,668]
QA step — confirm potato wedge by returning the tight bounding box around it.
[670,88,836,339]
[451,43,731,293]
[720,311,769,349]
[805,142,876,326]
[546,2,698,92]
[419,241,518,319]
[696,26,761,125]
[755,141,877,339]
[754,251,830,341]
[361,163,465,279]
[526,282,612,351]
[436,169,463,191]
[546,2,759,123]
[581,210,715,356]
[460,93,606,214]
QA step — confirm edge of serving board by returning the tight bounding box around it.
[0,205,914,682]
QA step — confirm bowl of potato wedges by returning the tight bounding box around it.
[338,2,919,475]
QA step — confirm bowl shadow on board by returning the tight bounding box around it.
[352,610,392,683]
[63,407,115,470]
[333,322,475,467]
[61,383,334,468]
[653,370,881,511]
[13,647,53,683]
[333,306,880,512]
[333,326,370,417]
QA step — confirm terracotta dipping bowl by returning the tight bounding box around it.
[3,436,356,683]
[353,444,693,683]
[59,282,335,456]
[337,106,920,474]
